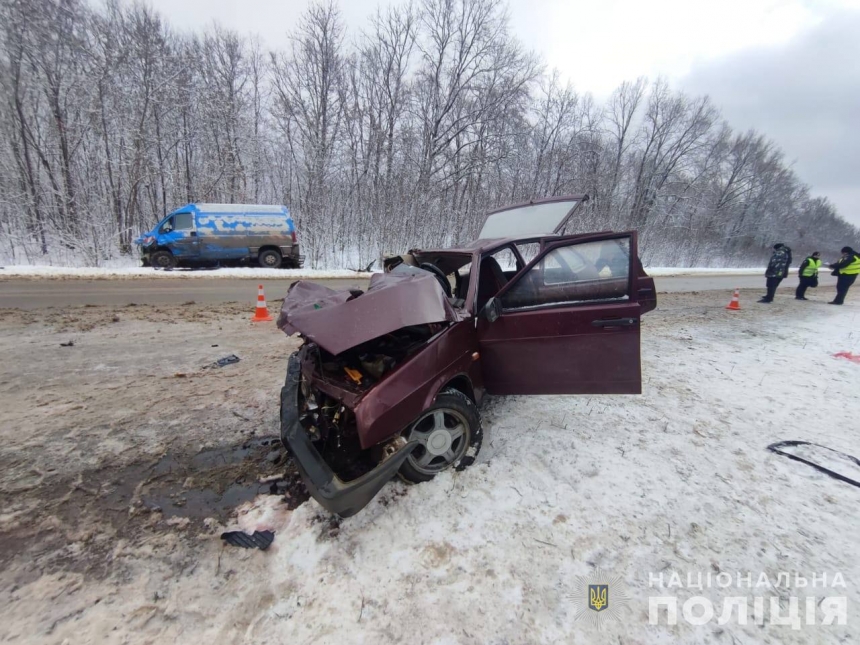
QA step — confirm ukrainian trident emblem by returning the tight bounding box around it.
[588,584,609,612]
[568,568,631,628]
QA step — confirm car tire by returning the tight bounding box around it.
[399,388,482,483]
[150,250,176,269]
[258,249,282,268]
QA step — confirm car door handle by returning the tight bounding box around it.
[591,317,639,328]
[189,231,197,237]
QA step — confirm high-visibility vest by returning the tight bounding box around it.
[801,258,821,277]
[841,254,860,275]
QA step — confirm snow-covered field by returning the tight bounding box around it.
[1,292,857,643]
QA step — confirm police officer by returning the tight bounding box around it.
[828,246,860,305]
[794,251,821,300]
[758,243,792,303]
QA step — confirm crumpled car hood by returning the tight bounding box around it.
[277,271,457,355]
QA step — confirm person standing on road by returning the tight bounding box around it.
[759,243,792,303]
[828,246,860,305]
[795,251,821,300]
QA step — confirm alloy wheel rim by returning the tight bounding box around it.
[406,408,469,474]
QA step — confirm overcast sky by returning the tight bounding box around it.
[146,0,860,226]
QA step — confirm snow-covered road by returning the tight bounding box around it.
[3,292,858,644]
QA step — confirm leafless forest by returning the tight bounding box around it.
[1,0,856,268]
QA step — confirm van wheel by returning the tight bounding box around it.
[259,249,282,268]
[150,250,176,269]
[399,389,482,483]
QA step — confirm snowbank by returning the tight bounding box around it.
[0,265,372,280]
[643,266,768,276]
[0,264,773,280]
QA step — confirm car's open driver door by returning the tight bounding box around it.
[476,231,644,395]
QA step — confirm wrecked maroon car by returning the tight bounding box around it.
[278,196,657,516]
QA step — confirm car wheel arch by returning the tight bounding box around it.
[429,373,476,408]
[257,244,282,257]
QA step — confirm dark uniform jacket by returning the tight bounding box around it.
[765,246,792,279]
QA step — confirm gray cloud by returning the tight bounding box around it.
[680,10,860,226]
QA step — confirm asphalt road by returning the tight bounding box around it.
[0,273,839,309]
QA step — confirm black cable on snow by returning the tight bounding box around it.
[767,441,860,489]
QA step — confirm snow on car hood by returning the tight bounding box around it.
[277,270,457,355]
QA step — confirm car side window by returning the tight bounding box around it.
[173,213,194,230]
[500,237,631,310]
[489,247,518,272]
[515,242,539,265]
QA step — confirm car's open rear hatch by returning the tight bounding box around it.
[477,195,588,239]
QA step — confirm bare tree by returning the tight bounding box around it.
[0,0,855,268]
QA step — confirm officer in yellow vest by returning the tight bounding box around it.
[794,252,821,300]
[829,246,860,305]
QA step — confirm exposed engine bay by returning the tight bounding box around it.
[278,266,466,481]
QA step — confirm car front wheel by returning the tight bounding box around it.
[150,250,176,269]
[399,389,482,483]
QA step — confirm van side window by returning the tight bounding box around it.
[160,217,174,233]
[173,213,194,230]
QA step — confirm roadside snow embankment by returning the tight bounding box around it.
[643,267,767,276]
[0,265,372,280]
[0,264,771,280]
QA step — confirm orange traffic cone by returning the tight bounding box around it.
[251,284,274,322]
[725,288,741,311]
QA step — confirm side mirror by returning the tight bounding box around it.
[481,297,502,323]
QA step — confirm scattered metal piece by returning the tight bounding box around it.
[220,530,274,550]
[216,354,240,367]
[60,340,74,347]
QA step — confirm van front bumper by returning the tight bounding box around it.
[279,353,417,517]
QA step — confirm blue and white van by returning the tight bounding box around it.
[135,203,302,269]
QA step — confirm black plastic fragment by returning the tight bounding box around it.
[216,354,240,367]
[767,441,860,489]
[220,530,275,550]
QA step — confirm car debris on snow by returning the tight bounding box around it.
[220,529,275,550]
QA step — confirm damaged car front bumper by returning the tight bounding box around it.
[279,353,419,517]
